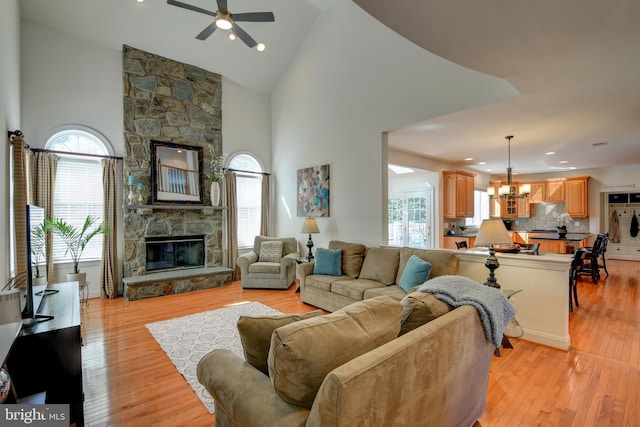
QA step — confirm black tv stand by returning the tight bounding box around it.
[6,282,83,426]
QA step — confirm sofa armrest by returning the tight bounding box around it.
[237,252,258,277]
[297,261,315,292]
[197,349,309,426]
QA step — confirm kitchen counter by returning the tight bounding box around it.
[526,233,591,241]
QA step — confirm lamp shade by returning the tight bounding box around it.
[300,217,320,234]
[474,219,513,246]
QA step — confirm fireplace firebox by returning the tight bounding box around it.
[146,235,205,273]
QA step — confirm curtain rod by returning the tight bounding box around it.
[31,148,123,161]
[227,168,271,176]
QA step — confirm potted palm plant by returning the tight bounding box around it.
[47,216,110,286]
[30,221,48,285]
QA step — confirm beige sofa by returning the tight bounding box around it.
[298,241,459,312]
[237,236,299,289]
[197,295,494,427]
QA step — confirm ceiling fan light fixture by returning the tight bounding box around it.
[215,12,233,30]
[256,42,266,52]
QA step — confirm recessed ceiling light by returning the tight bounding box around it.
[137,0,144,3]
[228,33,236,41]
[559,160,568,164]
[256,42,266,52]
[569,167,577,170]
[486,169,492,172]
[464,157,473,161]
[478,162,486,165]
[545,151,555,155]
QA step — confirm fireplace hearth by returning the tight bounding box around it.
[146,235,205,273]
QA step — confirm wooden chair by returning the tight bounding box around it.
[569,248,587,312]
[455,241,468,249]
[519,243,540,255]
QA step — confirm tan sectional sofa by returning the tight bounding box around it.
[198,296,495,427]
[298,241,459,312]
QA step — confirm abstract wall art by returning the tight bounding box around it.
[297,164,330,217]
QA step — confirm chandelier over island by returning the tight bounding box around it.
[487,135,530,199]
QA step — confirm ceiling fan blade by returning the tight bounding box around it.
[217,0,228,14]
[167,0,216,17]
[232,12,275,22]
[231,23,257,48]
[196,22,217,40]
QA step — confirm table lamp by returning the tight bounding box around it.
[300,217,320,262]
[474,218,514,288]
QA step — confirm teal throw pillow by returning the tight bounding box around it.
[399,255,432,292]
[313,248,343,276]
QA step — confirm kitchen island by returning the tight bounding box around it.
[527,232,591,254]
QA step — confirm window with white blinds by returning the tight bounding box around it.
[46,127,109,264]
[52,156,104,262]
[229,153,263,249]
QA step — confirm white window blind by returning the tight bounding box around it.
[236,174,262,248]
[52,156,104,262]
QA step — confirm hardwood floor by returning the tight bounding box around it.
[81,259,640,426]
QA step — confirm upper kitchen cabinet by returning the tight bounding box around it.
[565,176,590,218]
[527,181,546,203]
[443,170,475,218]
[546,179,565,202]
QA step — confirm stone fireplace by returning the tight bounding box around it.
[121,45,231,300]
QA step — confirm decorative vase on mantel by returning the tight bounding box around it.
[210,181,221,206]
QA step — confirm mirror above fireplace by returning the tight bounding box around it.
[151,140,204,204]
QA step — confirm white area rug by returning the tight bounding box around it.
[145,302,281,413]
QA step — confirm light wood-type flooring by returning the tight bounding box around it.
[81,259,640,426]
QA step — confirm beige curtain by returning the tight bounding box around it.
[101,158,121,298]
[224,171,239,279]
[12,137,29,277]
[32,151,59,283]
[260,174,272,236]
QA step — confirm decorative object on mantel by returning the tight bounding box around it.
[300,217,320,262]
[552,212,571,238]
[127,175,137,205]
[207,145,225,206]
[167,0,274,52]
[487,136,531,199]
[474,218,514,289]
[47,216,110,287]
[297,164,330,217]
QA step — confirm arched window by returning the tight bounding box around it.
[229,153,263,248]
[45,126,111,263]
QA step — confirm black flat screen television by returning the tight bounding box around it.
[23,204,55,324]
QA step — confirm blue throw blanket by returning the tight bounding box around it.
[418,275,516,348]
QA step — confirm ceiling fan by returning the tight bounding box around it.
[167,0,275,50]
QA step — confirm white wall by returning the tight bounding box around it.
[1,0,21,282]
[20,22,271,295]
[271,0,516,250]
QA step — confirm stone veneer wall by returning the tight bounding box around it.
[122,45,223,278]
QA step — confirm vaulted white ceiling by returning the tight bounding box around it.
[20,0,640,175]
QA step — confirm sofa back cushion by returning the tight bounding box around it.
[399,292,451,336]
[254,236,298,257]
[396,248,459,285]
[237,310,323,376]
[267,296,402,408]
[358,247,401,285]
[328,240,366,278]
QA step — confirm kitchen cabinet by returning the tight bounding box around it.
[517,194,531,218]
[489,181,529,218]
[565,176,589,218]
[527,181,546,203]
[546,179,565,202]
[443,235,476,250]
[443,171,474,218]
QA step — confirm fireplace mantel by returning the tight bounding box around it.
[125,204,226,216]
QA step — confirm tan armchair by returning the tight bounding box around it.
[237,236,299,289]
